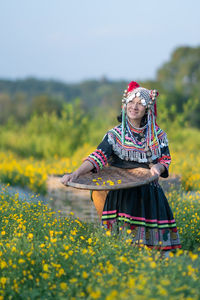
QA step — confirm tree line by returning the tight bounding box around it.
[0,46,200,128]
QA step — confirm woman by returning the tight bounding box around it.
[61,81,181,254]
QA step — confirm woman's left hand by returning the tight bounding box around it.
[150,164,164,177]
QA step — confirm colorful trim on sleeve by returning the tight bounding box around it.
[158,155,171,169]
[85,149,108,171]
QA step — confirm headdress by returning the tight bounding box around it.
[121,81,159,154]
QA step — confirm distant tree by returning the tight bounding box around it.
[0,93,12,124]
[12,92,30,123]
[183,97,200,128]
[31,94,64,116]
[157,46,200,98]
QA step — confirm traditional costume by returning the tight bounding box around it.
[85,81,181,250]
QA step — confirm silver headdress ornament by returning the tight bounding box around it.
[125,87,158,108]
[121,84,159,145]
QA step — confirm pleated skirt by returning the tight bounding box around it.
[101,182,181,250]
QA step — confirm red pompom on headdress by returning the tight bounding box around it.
[127,81,140,93]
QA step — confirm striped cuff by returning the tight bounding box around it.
[158,155,171,169]
[85,149,108,171]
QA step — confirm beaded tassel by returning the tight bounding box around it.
[121,102,126,145]
[121,89,127,145]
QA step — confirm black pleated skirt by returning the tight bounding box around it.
[101,181,181,250]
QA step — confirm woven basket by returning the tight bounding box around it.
[66,166,158,191]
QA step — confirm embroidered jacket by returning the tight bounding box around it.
[85,123,171,178]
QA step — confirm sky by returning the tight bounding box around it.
[0,0,200,83]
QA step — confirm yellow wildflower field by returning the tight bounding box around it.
[0,187,199,299]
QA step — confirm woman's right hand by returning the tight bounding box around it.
[60,160,94,186]
[60,171,79,185]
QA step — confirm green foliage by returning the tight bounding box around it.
[167,127,200,153]
[183,97,200,128]
[31,94,64,117]
[0,100,91,158]
[0,93,12,124]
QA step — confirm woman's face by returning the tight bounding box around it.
[126,97,146,122]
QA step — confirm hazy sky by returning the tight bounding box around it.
[0,0,200,82]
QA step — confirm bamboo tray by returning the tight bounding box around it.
[66,166,158,191]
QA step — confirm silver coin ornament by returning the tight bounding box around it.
[141,99,146,106]
[146,150,152,157]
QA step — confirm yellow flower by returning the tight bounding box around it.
[90,289,101,299]
[60,282,68,291]
[0,277,7,285]
[157,286,168,296]
[70,278,78,283]
[18,259,25,264]
[70,236,75,242]
[50,238,57,243]
[160,279,170,286]
[128,278,135,288]
[63,245,69,250]
[43,264,49,272]
[150,261,156,268]
[82,271,89,279]
[64,254,69,259]
[1,261,7,269]
[125,239,132,244]
[28,233,33,240]
[189,252,198,261]
[41,273,49,279]
[70,230,77,236]
[58,268,65,277]
[49,230,54,237]
[106,290,118,300]
[106,231,111,236]
[120,256,127,263]
[87,238,92,244]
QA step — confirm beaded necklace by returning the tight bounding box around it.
[126,120,147,148]
[127,118,147,132]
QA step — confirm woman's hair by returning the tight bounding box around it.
[117,109,148,127]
